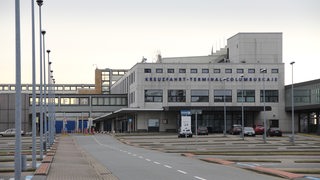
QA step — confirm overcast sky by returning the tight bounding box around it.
[1,0,319,85]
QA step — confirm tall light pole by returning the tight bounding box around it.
[14,0,22,179]
[261,68,267,143]
[290,61,295,145]
[240,74,244,140]
[47,49,55,146]
[42,30,48,150]
[37,0,44,160]
[47,49,52,146]
[223,78,227,137]
[31,0,37,169]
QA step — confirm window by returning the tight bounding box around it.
[145,90,163,102]
[144,68,151,73]
[191,90,209,102]
[260,69,268,73]
[260,90,279,102]
[168,90,186,102]
[225,69,232,73]
[156,68,163,73]
[202,69,209,73]
[248,69,255,73]
[79,98,89,105]
[179,68,186,73]
[237,69,244,73]
[271,69,279,73]
[190,69,198,73]
[237,90,255,102]
[167,69,174,73]
[214,90,232,102]
[294,89,311,103]
[214,69,220,73]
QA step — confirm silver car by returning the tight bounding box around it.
[243,127,255,136]
[0,128,25,137]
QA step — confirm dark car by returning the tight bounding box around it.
[254,125,265,135]
[229,124,242,135]
[197,126,208,135]
[267,127,282,137]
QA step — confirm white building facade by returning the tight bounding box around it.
[105,33,293,133]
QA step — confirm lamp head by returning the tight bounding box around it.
[47,50,51,53]
[41,30,46,35]
[36,0,43,6]
[290,61,295,65]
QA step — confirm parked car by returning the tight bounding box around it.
[229,124,242,135]
[0,128,25,137]
[243,127,256,136]
[267,127,282,137]
[178,128,193,138]
[254,124,265,135]
[197,126,208,135]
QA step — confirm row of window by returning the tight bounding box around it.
[145,89,279,103]
[29,97,127,106]
[144,68,279,74]
[0,85,95,91]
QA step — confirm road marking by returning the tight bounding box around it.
[138,156,143,159]
[127,152,131,155]
[305,177,320,180]
[177,170,187,174]
[194,176,207,180]
[145,158,151,161]
[164,165,172,168]
[237,162,256,168]
[132,154,137,156]
[154,161,161,165]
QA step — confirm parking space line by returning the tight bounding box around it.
[194,176,207,180]
[177,170,187,174]
[154,161,161,165]
[164,165,172,169]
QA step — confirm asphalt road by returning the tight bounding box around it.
[76,135,283,180]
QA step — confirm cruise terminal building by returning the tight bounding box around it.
[94,33,291,133]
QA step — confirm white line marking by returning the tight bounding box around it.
[194,176,207,180]
[138,156,143,159]
[146,158,151,161]
[177,170,187,174]
[154,161,161,165]
[164,165,172,168]
[132,154,137,156]
[127,152,131,155]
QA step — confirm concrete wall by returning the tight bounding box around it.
[228,33,282,64]
[0,93,30,132]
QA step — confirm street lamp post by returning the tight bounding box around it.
[223,78,227,137]
[47,49,52,145]
[14,0,22,179]
[290,61,295,145]
[240,74,244,140]
[31,0,37,169]
[260,68,267,143]
[36,0,44,160]
[42,30,48,150]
